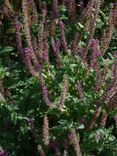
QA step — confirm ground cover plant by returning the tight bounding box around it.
[0,0,117,155]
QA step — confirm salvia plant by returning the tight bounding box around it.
[0,0,117,155]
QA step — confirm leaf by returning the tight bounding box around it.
[42,73,48,79]
[11,112,18,125]
[77,124,85,129]
[76,22,84,30]
[0,46,15,55]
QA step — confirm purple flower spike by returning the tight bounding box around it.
[15,17,23,54]
[77,80,83,99]
[37,64,51,106]
[59,20,68,52]
[89,39,100,69]
[50,140,61,155]
[52,0,59,18]
[50,140,59,150]
[0,147,8,156]
[23,47,30,54]
[68,131,73,142]
[43,51,49,61]
[112,50,117,80]
[63,139,69,150]
[114,50,117,58]
[78,47,84,58]
[42,86,51,106]
[37,64,42,72]
[114,114,117,129]
[59,20,65,29]
[23,47,30,61]
[65,0,76,21]
[27,117,39,140]
[90,39,98,46]
[55,39,61,50]
[51,38,61,67]
[114,115,117,122]
[23,47,35,76]
[71,32,80,55]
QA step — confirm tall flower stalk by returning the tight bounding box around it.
[14,17,23,54]
[0,147,8,156]
[112,51,117,81]
[43,114,49,145]
[107,93,117,109]
[68,128,82,156]
[89,107,101,130]
[52,0,59,18]
[95,62,102,91]
[42,32,50,66]
[114,115,117,130]
[23,47,36,76]
[89,39,101,69]
[51,37,61,67]
[50,140,61,156]
[22,0,38,65]
[101,111,108,128]
[83,0,103,61]
[27,117,39,139]
[59,20,68,52]
[77,80,84,99]
[63,139,69,156]
[100,3,115,55]
[71,32,80,56]
[29,0,38,23]
[65,0,76,21]
[37,144,46,156]
[37,64,51,106]
[4,0,15,17]
[57,74,68,110]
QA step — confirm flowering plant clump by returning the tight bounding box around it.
[0,0,117,155]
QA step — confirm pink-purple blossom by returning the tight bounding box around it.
[77,80,83,98]
[59,20,68,52]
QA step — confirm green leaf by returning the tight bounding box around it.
[77,124,85,129]
[0,46,15,55]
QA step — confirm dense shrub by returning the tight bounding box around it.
[0,0,117,155]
